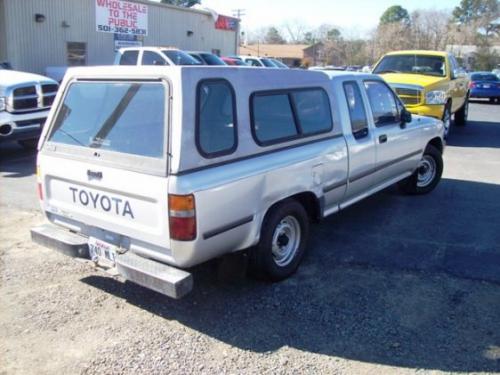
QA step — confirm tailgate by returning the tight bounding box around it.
[39,154,170,249]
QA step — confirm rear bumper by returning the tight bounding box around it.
[31,223,193,299]
[406,104,445,119]
[470,88,500,98]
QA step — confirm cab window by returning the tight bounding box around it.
[142,51,166,65]
[343,81,368,138]
[364,81,400,126]
[119,51,139,65]
[196,80,237,158]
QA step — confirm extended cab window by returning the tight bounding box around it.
[196,80,237,157]
[48,82,166,158]
[364,81,399,126]
[343,82,368,138]
[252,94,297,143]
[291,89,332,135]
[119,51,139,65]
[251,88,333,145]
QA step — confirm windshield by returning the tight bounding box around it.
[373,54,446,77]
[271,59,288,68]
[471,73,499,82]
[261,58,277,68]
[200,53,226,66]
[48,82,166,158]
[162,50,202,66]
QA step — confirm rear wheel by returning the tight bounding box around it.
[442,103,452,138]
[454,97,468,126]
[249,199,309,281]
[398,145,443,195]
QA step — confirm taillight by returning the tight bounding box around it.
[36,165,43,201]
[168,194,196,241]
[469,82,476,88]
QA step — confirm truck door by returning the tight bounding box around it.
[341,81,377,204]
[363,80,422,185]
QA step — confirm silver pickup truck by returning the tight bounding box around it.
[31,66,445,298]
[0,67,58,148]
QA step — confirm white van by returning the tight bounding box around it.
[32,66,444,298]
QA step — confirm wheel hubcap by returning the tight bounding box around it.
[443,108,451,137]
[272,216,301,267]
[417,155,437,188]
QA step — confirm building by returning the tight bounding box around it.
[239,42,327,67]
[239,44,308,67]
[0,0,239,75]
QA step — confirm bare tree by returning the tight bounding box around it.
[283,19,308,43]
[410,10,451,50]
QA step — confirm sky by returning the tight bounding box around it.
[200,0,460,36]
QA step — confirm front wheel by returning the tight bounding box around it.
[249,199,309,281]
[398,145,443,195]
[455,97,468,126]
[442,103,452,138]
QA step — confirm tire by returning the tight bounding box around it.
[18,139,38,150]
[489,97,496,104]
[442,102,452,138]
[398,145,443,195]
[249,199,310,281]
[454,97,468,126]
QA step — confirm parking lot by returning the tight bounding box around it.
[1,101,500,374]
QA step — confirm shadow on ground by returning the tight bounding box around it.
[447,101,500,148]
[0,141,36,178]
[82,177,500,373]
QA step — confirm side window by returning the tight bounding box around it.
[364,81,400,126]
[343,82,368,139]
[196,80,237,157]
[291,89,332,135]
[119,51,139,66]
[252,93,298,144]
[190,54,204,64]
[251,88,333,145]
[247,59,261,67]
[449,55,458,78]
[142,51,166,65]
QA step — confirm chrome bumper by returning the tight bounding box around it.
[31,224,193,299]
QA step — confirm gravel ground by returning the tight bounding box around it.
[1,207,500,374]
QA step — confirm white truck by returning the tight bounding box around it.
[31,66,445,298]
[0,67,58,148]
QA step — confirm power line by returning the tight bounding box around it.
[232,9,246,19]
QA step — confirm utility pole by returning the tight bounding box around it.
[232,9,246,54]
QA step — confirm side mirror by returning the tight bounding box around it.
[401,108,412,127]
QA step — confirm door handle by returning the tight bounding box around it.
[379,134,388,144]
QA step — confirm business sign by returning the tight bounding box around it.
[96,0,148,36]
[215,15,238,31]
[114,34,143,51]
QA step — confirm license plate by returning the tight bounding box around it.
[88,237,117,267]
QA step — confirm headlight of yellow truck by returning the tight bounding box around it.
[425,90,447,105]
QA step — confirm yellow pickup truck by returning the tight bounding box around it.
[372,50,469,138]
